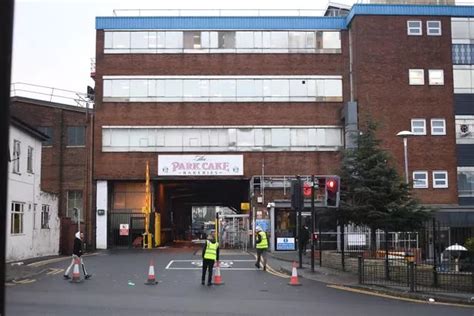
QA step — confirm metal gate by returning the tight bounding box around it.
[108,212,145,248]
[219,214,249,251]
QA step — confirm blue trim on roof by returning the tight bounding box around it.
[346,4,474,25]
[96,4,474,31]
[96,16,347,30]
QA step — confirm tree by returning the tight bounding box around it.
[338,120,431,251]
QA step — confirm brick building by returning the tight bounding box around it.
[93,4,474,251]
[10,88,93,253]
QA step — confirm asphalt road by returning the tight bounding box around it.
[5,248,473,316]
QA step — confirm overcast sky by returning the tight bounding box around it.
[8,0,390,94]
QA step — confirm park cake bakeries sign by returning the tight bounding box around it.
[158,155,243,176]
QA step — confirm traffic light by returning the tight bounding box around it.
[291,179,304,211]
[326,176,340,208]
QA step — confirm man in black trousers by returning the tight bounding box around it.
[201,231,219,286]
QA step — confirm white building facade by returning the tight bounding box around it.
[7,118,60,262]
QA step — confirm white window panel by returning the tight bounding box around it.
[428,69,444,85]
[306,32,316,49]
[164,80,182,97]
[413,171,428,188]
[411,119,426,135]
[130,129,148,147]
[451,19,470,39]
[236,32,254,48]
[111,80,130,97]
[289,32,306,49]
[201,32,211,48]
[427,21,442,36]
[210,80,236,97]
[156,80,165,97]
[104,32,113,49]
[218,130,229,146]
[409,69,425,85]
[254,129,264,146]
[237,129,254,146]
[407,20,422,36]
[308,129,318,146]
[209,32,219,48]
[228,128,237,146]
[112,32,130,48]
[325,129,342,146]
[325,80,343,97]
[270,80,289,97]
[183,130,201,147]
[102,129,112,146]
[165,32,183,49]
[200,130,210,147]
[156,130,165,146]
[290,80,308,97]
[147,80,157,97]
[453,68,473,93]
[271,128,290,147]
[322,31,341,49]
[209,130,220,146]
[130,80,148,97]
[111,129,129,147]
[131,32,148,48]
[156,32,166,48]
[254,32,263,49]
[103,80,112,97]
[271,32,288,48]
[183,80,202,97]
[291,129,308,146]
[237,80,258,97]
[431,119,446,135]
[433,171,448,188]
[165,131,183,147]
[262,32,272,49]
[148,32,158,48]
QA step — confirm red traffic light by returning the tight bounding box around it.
[303,182,312,197]
[326,178,337,192]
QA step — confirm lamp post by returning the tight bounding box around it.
[396,131,414,184]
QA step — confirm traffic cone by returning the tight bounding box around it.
[145,259,158,285]
[70,257,83,283]
[213,260,224,285]
[288,261,302,286]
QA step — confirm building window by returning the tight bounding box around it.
[41,204,50,229]
[11,202,24,234]
[27,146,33,173]
[432,171,448,188]
[431,119,446,135]
[428,69,444,85]
[409,69,424,85]
[411,119,426,135]
[67,191,83,222]
[407,21,422,36]
[218,32,236,49]
[427,21,442,36]
[183,31,202,49]
[458,167,474,197]
[37,127,53,146]
[67,126,85,146]
[12,140,20,174]
[413,171,428,188]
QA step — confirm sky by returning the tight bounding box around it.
[10,0,362,95]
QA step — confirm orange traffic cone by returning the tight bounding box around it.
[213,260,224,285]
[70,257,83,283]
[145,259,158,285]
[288,261,302,286]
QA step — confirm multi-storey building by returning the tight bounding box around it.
[93,3,474,251]
[10,85,93,254]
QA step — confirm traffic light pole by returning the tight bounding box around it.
[310,175,315,273]
[297,176,303,269]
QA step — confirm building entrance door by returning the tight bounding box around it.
[219,214,250,251]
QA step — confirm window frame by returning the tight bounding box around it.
[67,190,83,222]
[411,119,427,135]
[413,171,429,189]
[27,146,34,174]
[409,69,425,85]
[41,204,50,229]
[37,126,53,146]
[431,118,446,136]
[12,140,20,174]
[428,69,444,85]
[10,202,24,235]
[432,171,448,188]
[407,20,422,36]
[67,126,86,147]
[426,20,442,36]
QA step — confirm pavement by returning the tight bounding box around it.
[5,249,474,306]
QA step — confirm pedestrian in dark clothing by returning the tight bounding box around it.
[300,226,310,255]
[64,232,91,280]
[202,231,219,286]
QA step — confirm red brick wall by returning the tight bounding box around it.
[351,16,457,204]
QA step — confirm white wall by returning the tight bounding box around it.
[96,180,108,249]
[6,124,60,262]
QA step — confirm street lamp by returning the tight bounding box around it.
[396,130,414,184]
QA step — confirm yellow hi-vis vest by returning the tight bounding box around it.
[204,240,218,260]
[256,231,268,249]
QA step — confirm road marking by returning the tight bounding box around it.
[5,283,15,287]
[12,279,36,284]
[46,268,64,275]
[248,253,290,278]
[327,285,474,308]
[165,259,263,271]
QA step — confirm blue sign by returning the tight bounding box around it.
[276,237,296,251]
[255,219,270,232]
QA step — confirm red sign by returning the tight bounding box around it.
[303,182,312,197]
[119,224,129,236]
[313,233,318,241]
